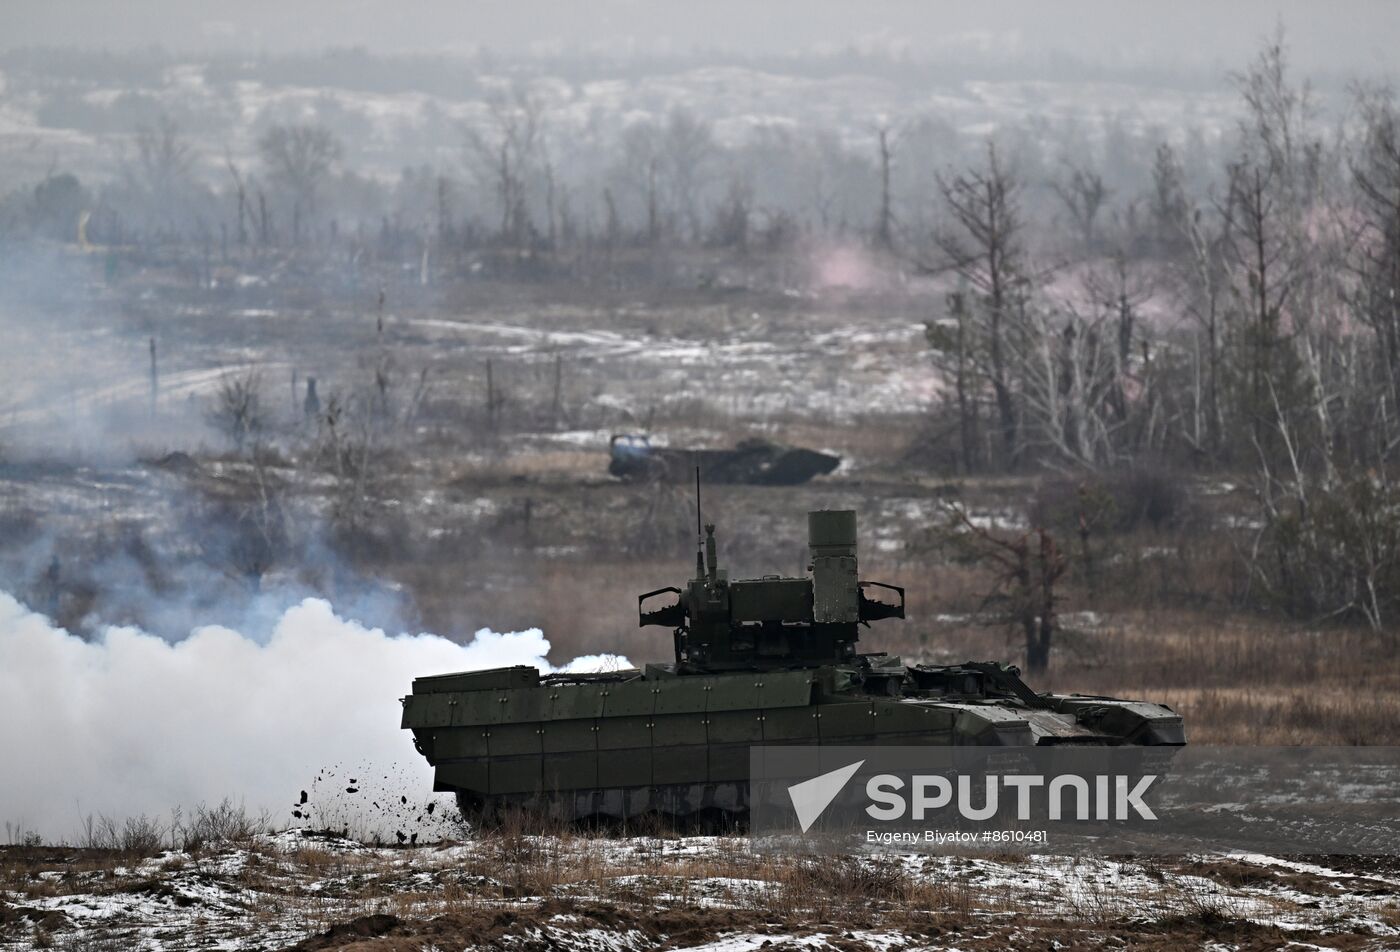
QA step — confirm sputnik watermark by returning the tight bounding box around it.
[784,761,1155,835]
[753,746,1400,855]
[867,829,1049,846]
[786,760,864,833]
[863,773,1157,821]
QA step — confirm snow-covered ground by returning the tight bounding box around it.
[2,830,1397,951]
[0,292,937,453]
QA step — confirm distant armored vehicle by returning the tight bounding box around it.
[609,434,839,485]
[402,509,1184,826]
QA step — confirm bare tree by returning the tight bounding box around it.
[207,371,265,453]
[873,124,895,249]
[1050,163,1111,250]
[132,114,194,235]
[1082,252,1156,434]
[257,123,343,245]
[924,289,980,472]
[711,175,752,250]
[229,448,288,590]
[539,133,559,248]
[1351,87,1400,444]
[1017,306,1120,468]
[465,85,546,246]
[1231,27,1318,199]
[1218,150,1305,460]
[223,148,249,248]
[803,130,847,234]
[660,107,715,242]
[942,504,1068,675]
[617,121,665,244]
[1149,142,1189,252]
[1178,205,1230,454]
[309,392,376,532]
[934,141,1029,468]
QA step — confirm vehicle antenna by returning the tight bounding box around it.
[695,466,705,577]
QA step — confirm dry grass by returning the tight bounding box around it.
[1045,612,1400,744]
[3,834,1395,951]
[894,602,1400,745]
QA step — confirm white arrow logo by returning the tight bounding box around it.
[787,760,865,832]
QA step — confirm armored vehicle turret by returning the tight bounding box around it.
[402,510,1184,826]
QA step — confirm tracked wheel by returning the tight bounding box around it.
[452,786,749,834]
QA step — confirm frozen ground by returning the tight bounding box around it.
[0,287,937,449]
[2,830,1397,951]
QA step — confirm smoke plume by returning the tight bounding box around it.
[0,591,629,841]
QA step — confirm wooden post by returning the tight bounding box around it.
[551,353,563,429]
[486,359,496,429]
[148,337,158,418]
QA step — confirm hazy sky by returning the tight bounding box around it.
[1,0,1396,76]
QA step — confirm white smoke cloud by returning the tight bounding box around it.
[0,592,630,840]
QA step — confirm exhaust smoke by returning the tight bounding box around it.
[0,591,629,840]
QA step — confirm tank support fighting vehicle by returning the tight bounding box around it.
[402,508,1184,825]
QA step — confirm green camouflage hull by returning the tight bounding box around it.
[402,662,1184,824]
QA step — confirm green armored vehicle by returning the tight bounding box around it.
[402,510,1184,825]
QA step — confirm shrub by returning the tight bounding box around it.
[1031,464,1192,536]
[79,813,165,856]
[4,821,42,847]
[174,799,270,852]
[1254,473,1400,630]
[205,371,265,452]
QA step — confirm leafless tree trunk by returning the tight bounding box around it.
[223,150,248,248]
[1017,307,1118,468]
[1352,89,1400,455]
[256,189,271,245]
[1219,157,1299,454]
[925,290,982,472]
[132,114,193,237]
[874,125,894,249]
[944,505,1067,676]
[935,141,1028,468]
[1051,163,1110,250]
[661,107,714,242]
[465,85,546,246]
[949,291,978,471]
[1081,253,1154,435]
[1181,207,1228,453]
[257,124,343,247]
[1150,142,1189,253]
